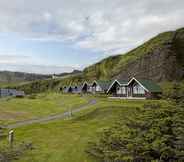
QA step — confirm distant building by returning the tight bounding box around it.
[0,89,25,98]
[64,85,82,94]
[0,89,10,97]
[81,81,92,93]
[62,77,162,99]
[52,74,60,79]
[14,91,25,97]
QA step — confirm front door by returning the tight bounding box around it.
[128,87,132,97]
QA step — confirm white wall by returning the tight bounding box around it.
[133,84,145,94]
[96,85,102,92]
[117,86,126,94]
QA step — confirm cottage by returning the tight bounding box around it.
[81,81,89,93]
[15,91,25,97]
[81,81,93,93]
[62,86,68,93]
[0,89,10,97]
[0,89,25,98]
[91,80,112,94]
[8,89,17,96]
[107,79,128,97]
[127,78,162,99]
[64,85,81,94]
[64,86,72,93]
[72,85,82,94]
[107,78,162,99]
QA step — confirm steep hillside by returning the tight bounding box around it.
[83,28,184,82]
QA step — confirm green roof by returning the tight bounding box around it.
[138,80,162,93]
[96,80,113,91]
[117,80,128,85]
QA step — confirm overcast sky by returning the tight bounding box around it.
[0,0,183,74]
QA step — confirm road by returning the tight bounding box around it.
[6,99,97,129]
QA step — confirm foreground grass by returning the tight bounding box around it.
[0,93,88,125]
[3,97,169,162]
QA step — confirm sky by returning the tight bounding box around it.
[0,0,184,74]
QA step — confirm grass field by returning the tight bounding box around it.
[0,93,88,125]
[0,94,170,162]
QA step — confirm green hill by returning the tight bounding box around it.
[14,27,184,94]
[83,28,184,81]
[0,71,51,86]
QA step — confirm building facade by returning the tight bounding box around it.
[107,78,162,99]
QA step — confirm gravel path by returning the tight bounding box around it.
[6,99,97,129]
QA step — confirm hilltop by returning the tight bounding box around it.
[0,70,82,88]
[52,70,82,79]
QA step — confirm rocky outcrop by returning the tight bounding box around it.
[84,28,184,83]
[117,29,184,82]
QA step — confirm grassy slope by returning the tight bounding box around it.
[0,82,28,88]
[0,93,88,125]
[12,28,184,94]
[15,74,85,94]
[0,71,50,83]
[17,30,171,93]
[1,96,169,162]
[83,31,174,80]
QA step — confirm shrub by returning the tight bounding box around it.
[87,103,184,162]
[161,81,184,103]
[0,142,34,162]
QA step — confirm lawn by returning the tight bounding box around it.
[0,95,169,162]
[0,93,89,125]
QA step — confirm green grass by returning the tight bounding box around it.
[0,93,88,125]
[0,95,169,162]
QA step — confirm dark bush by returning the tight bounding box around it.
[87,103,184,162]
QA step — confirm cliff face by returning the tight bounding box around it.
[117,28,184,82]
[83,28,184,82]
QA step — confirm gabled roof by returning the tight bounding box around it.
[118,80,128,85]
[64,85,82,92]
[128,77,162,93]
[81,81,89,89]
[64,86,71,92]
[94,80,113,91]
[139,80,162,93]
[107,79,128,93]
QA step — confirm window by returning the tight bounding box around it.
[122,87,126,94]
[133,84,145,94]
[117,86,126,94]
[117,87,121,94]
